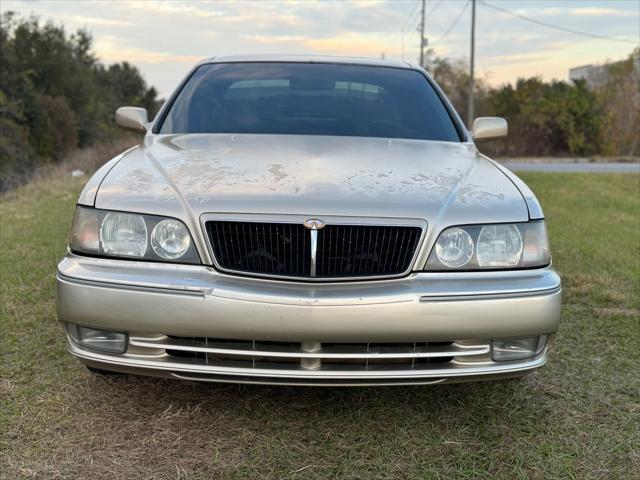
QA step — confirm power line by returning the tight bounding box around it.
[386,1,421,58]
[388,18,421,59]
[399,0,422,35]
[426,0,444,18]
[402,0,422,60]
[480,0,638,45]
[392,0,445,60]
[431,0,470,45]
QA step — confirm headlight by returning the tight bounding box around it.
[69,206,200,264]
[477,224,522,267]
[425,220,550,270]
[100,212,148,257]
[435,228,474,268]
[151,219,191,259]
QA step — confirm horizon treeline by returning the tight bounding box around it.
[425,48,639,158]
[0,13,160,191]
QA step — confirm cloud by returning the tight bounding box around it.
[484,51,550,66]
[569,7,629,17]
[119,0,233,19]
[94,36,204,64]
[302,34,388,57]
[60,15,135,27]
[118,0,304,30]
[243,34,310,45]
[513,6,630,18]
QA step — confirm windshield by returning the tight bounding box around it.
[158,62,462,142]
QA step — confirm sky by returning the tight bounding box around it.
[3,0,639,97]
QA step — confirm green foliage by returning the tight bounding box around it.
[426,54,475,123]
[426,49,637,158]
[485,78,603,157]
[595,48,640,157]
[0,13,159,190]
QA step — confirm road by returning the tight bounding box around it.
[502,162,640,173]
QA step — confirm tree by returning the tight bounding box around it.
[424,50,606,158]
[0,12,159,190]
[594,49,640,157]
[424,49,489,127]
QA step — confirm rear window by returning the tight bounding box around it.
[158,62,461,142]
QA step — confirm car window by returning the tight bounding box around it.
[159,62,462,142]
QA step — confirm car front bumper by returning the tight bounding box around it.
[57,254,562,386]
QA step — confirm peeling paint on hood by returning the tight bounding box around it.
[95,134,528,226]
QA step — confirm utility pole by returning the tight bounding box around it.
[467,0,476,128]
[419,0,426,67]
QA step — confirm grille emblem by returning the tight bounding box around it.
[303,218,325,230]
[304,219,325,277]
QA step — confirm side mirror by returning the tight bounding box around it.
[115,107,148,132]
[472,117,507,141]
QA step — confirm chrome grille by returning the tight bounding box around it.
[205,221,422,279]
[128,336,491,374]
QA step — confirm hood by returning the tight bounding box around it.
[95,134,528,226]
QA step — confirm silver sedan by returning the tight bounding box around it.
[57,55,561,386]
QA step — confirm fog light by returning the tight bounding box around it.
[76,326,127,353]
[492,335,545,361]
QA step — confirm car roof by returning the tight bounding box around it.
[205,54,415,69]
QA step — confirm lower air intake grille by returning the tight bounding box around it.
[164,336,459,371]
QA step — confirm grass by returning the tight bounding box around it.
[0,137,138,194]
[1,171,639,479]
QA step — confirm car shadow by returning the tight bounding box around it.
[83,370,542,424]
[48,368,555,475]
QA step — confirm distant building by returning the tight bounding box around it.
[569,64,602,86]
[570,56,640,88]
